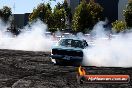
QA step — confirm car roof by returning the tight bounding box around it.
[60,38,86,41]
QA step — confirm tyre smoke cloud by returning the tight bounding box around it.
[0,19,54,51]
[0,18,132,67]
[83,21,132,67]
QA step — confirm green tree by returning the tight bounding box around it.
[0,6,12,22]
[29,3,53,28]
[124,0,132,27]
[72,0,103,33]
[51,1,72,31]
[52,5,66,31]
[112,20,127,33]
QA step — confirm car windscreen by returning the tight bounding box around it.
[59,39,85,48]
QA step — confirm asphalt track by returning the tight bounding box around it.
[0,49,131,88]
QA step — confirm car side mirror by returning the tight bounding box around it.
[83,43,88,48]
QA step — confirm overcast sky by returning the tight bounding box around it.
[0,0,64,14]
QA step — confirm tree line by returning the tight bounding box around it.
[29,0,72,32]
[29,0,103,33]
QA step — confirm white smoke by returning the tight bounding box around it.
[1,18,132,67]
[83,21,132,67]
[0,19,54,51]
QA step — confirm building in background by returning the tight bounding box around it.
[118,0,128,21]
[13,13,30,29]
[94,0,119,23]
[66,0,80,14]
[7,13,30,35]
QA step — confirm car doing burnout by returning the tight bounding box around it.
[50,38,88,65]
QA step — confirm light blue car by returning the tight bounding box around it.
[50,38,88,66]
